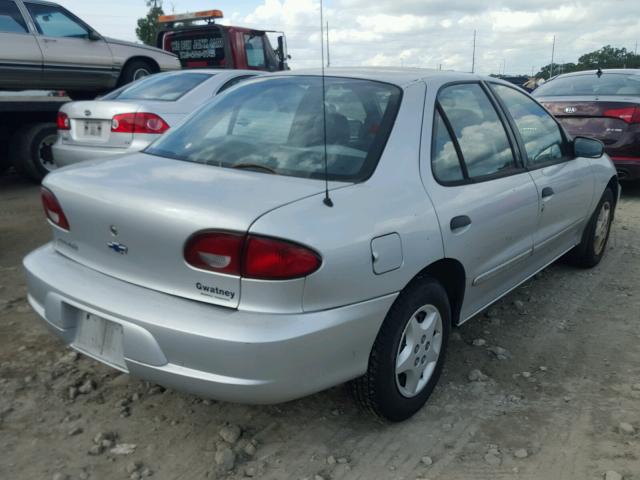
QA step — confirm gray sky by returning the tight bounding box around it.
[56,0,640,75]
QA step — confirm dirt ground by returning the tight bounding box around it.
[1,171,639,480]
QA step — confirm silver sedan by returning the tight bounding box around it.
[52,69,261,168]
[25,68,618,421]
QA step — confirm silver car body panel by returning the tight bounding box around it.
[53,70,261,167]
[0,0,180,92]
[25,68,618,403]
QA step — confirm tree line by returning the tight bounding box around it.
[536,45,640,78]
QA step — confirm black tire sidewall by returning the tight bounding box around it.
[580,188,614,267]
[371,278,451,421]
[119,60,153,87]
[11,124,58,183]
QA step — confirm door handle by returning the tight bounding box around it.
[43,38,57,43]
[541,187,554,199]
[450,215,471,231]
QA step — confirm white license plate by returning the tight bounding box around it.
[73,313,127,371]
[83,120,103,137]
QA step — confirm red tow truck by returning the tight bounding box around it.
[156,9,289,72]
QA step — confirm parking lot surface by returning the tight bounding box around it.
[1,172,639,480]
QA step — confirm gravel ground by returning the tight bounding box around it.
[1,172,639,480]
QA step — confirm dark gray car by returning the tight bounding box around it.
[0,0,181,99]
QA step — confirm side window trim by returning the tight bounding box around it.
[24,2,93,38]
[486,81,572,171]
[216,75,255,94]
[432,80,526,187]
[432,103,468,185]
[1,0,30,34]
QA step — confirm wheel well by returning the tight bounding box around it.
[119,56,159,82]
[412,258,466,326]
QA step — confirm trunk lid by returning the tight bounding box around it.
[538,96,639,145]
[44,153,334,308]
[60,100,144,148]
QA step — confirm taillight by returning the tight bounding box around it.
[184,232,244,276]
[243,236,321,280]
[603,106,640,124]
[184,232,321,280]
[41,187,70,231]
[57,112,70,131]
[111,112,170,134]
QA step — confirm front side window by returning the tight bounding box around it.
[0,1,28,33]
[438,83,516,179]
[533,73,640,97]
[492,84,565,168]
[26,3,88,38]
[146,76,402,182]
[244,34,265,68]
[102,72,212,102]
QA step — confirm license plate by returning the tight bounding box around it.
[73,313,127,371]
[83,120,103,137]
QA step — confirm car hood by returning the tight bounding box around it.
[104,37,177,58]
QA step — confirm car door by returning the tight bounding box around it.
[489,83,595,264]
[421,82,540,321]
[23,2,114,90]
[0,0,43,88]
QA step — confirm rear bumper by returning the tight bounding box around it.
[611,157,640,181]
[52,139,152,167]
[24,245,395,403]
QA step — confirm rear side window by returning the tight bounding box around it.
[492,84,564,167]
[0,1,28,33]
[432,110,464,182]
[146,76,402,182]
[438,83,516,179]
[102,73,212,102]
[26,3,88,38]
[533,73,640,96]
[244,34,266,68]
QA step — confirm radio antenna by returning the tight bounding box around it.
[320,0,333,207]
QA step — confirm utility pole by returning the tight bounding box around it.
[531,66,534,77]
[550,35,556,79]
[326,21,330,68]
[438,63,442,70]
[502,58,506,76]
[471,30,476,73]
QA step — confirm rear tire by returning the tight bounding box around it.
[351,277,451,422]
[568,188,614,268]
[10,123,59,183]
[118,59,154,87]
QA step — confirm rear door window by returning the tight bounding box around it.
[438,83,516,179]
[0,0,28,33]
[491,83,565,168]
[102,72,213,102]
[25,3,88,38]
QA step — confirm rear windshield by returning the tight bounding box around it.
[102,72,212,102]
[534,73,640,97]
[146,76,402,182]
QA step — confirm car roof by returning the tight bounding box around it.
[269,67,494,88]
[158,69,262,76]
[550,69,640,79]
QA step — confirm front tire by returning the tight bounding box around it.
[569,188,614,268]
[351,277,451,422]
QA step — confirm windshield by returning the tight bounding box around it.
[102,72,213,102]
[534,73,640,97]
[146,76,402,182]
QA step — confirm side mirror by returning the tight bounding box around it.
[573,136,604,159]
[88,30,101,41]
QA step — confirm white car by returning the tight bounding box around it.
[52,69,260,169]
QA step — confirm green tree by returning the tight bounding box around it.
[136,0,164,46]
